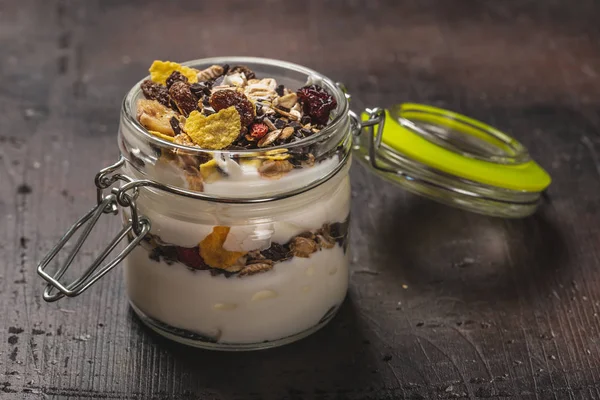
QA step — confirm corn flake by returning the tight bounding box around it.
[149,60,199,85]
[148,130,175,142]
[199,226,246,269]
[184,108,241,149]
[200,159,222,183]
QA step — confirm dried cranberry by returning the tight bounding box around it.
[297,85,337,125]
[140,80,170,106]
[176,246,208,270]
[166,71,188,88]
[169,81,198,117]
[209,90,255,127]
[249,123,269,139]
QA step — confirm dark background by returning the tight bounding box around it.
[2,0,600,399]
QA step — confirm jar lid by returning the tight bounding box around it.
[352,103,551,218]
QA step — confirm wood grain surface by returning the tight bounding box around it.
[1,0,600,399]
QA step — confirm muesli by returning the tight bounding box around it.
[136,60,338,188]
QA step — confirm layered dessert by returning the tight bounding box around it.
[121,60,350,347]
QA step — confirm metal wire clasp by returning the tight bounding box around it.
[37,157,150,302]
[348,107,397,173]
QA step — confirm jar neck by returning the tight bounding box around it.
[117,57,351,202]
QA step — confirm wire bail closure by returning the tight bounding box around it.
[37,157,151,302]
[348,107,396,173]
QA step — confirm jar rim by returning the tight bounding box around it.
[121,56,349,155]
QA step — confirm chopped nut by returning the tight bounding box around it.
[263,118,277,131]
[274,107,299,121]
[316,234,335,249]
[244,78,277,102]
[137,99,179,136]
[221,72,247,87]
[289,103,303,120]
[280,126,295,140]
[258,159,293,179]
[197,65,225,81]
[290,236,318,258]
[275,93,297,109]
[246,250,267,261]
[257,129,282,147]
[239,262,274,276]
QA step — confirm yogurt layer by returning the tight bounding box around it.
[125,244,348,343]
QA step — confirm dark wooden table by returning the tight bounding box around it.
[2,0,600,398]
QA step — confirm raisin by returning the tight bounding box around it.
[222,64,230,75]
[169,81,198,117]
[209,90,255,127]
[170,116,181,135]
[141,80,170,106]
[229,65,256,80]
[301,115,311,125]
[256,103,264,116]
[249,123,269,139]
[297,85,337,125]
[176,246,208,270]
[166,71,188,88]
[275,84,285,97]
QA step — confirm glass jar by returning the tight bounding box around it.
[40,58,352,350]
[37,57,551,351]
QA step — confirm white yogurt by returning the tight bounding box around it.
[123,161,351,345]
[125,244,348,343]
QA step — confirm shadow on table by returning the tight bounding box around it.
[128,295,397,398]
[366,193,571,305]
